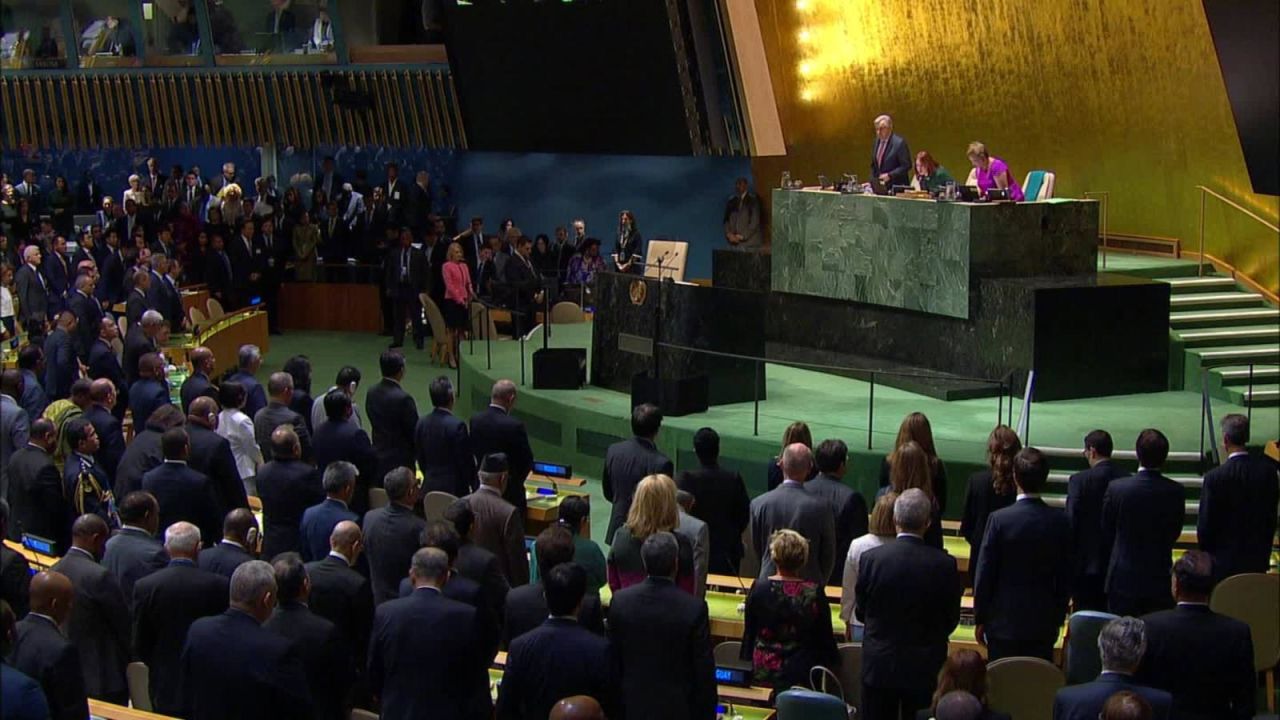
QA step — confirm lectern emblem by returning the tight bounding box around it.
[628,280,647,305]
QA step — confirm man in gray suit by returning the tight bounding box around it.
[463,453,529,587]
[1,370,31,500]
[603,404,674,543]
[749,443,836,585]
[675,490,709,598]
[253,372,312,463]
[14,246,49,324]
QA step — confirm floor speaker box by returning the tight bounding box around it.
[630,372,709,417]
[532,348,587,390]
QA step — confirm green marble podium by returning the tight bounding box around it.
[771,190,1100,319]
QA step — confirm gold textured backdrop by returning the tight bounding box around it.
[751,0,1278,292]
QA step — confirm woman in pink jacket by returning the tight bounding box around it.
[441,242,474,369]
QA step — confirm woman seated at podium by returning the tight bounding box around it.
[966,141,1025,201]
[910,151,956,194]
[612,210,644,274]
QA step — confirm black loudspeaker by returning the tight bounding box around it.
[630,372,709,417]
[532,348,587,390]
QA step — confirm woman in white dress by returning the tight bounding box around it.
[840,490,899,641]
[216,380,262,497]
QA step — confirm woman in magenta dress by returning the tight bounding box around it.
[967,141,1025,201]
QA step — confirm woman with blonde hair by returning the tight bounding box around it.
[879,411,947,511]
[441,241,473,369]
[767,420,816,490]
[966,141,1025,202]
[740,528,839,691]
[880,441,943,548]
[607,474,695,593]
[960,426,1021,570]
[841,491,898,639]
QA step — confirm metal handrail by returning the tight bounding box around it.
[1195,185,1280,277]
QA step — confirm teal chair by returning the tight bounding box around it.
[1064,610,1119,685]
[776,688,850,720]
[1022,170,1056,201]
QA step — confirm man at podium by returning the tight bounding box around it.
[870,114,912,187]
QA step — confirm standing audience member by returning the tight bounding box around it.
[6,419,71,555]
[464,453,530,586]
[256,427,323,559]
[114,404,185,500]
[7,571,88,720]
[300,461,361,562]
[883,440,945,549]
[84,380,125,477]
[676,427,750,576]
[922,651,1009,720]
[365,350,418,480]
[185,396,250,516]
[529,496,606,593]
[122,309,163,386]
[128,353,171,431]
[750,443,836,585]
[16,346,48,421]
[101,491,167,604]
[1067,430,1126,611]
[305,520,373,689]
[253,371,312,463]
[86,321,127,413]
[960,426,1020,572]
[841,492,897,641]
[1052,617,1171,720]
[675,490,710,597]
[470,379,535,514]
[226,344,267,420]
[740,529,839,691]
[264,553,349,720]
[415,376,476,497]
[2,371,32,501]
[608,474,697,594]
[141,428,221,547]
[41,312,78,401]
[445,499,511,628]
[879,412,948,515]
[1,598,50,720]
[312,390,376,515]
[311,365,364,431]
[0,499,33,618]
[383,227,428,350]
[1197,413,1280,579]
[806,438,870,585]
[216,381,263,496]
[197,508,259,579]
[179,346,217,413]
[603,403,674,543]
[362,467,426,605]
[504,526,605,647]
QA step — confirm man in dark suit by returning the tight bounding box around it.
[603,403,674,543]
[855,488,963,720]
[501,236,545,336]
[300,461,360,562]
[973,447,1072,661]
[1101,429,1185,617]
[84,382,126,479]
[470,379,535,516]
[124,269,152,327]
[454,216,487,276]
[314,157,343,205]
[503,526,605,648]
[499,563,613,720]
[180,560,313,720]
[113,404,184,500]
[1136,551,1255,720]
[48,515,130,704]
[365,350,419,481]
[226,344,268,420]
[96,231,127,306]
[15,246,50,324]
[253,372,313,463]
[1067,429,1128,611]
[4,419,71,555]
[465,453,529,587]
[445,500,511,639]
[15,347,49,423]
[198,508,258,579]
[363,467,426,605]
[805,438,869,586]
[86,323,127,411]
[128,353,171,430]
[122,309,163,387]
[384,227,429,350]
[141,428,221,547]
[256,427,324,559]
[67,275,102,361]
[62,418,114,526]
[749,444,837,584]
[313,390,377,516]
[397,521,502,664]
[415,376,476,497]
[608,532,716,720]
[227,218,264,314]
[1053,617,1172,720]
[179,347,217,414]
[41,312,78,401]
[41,237,73,318]
[254,217,287,335]
[264,553,349,720]
[7,571,89,720]
[870,114,912,187]
[204,234,236,308]
[145,256,180,331]
[0,499,33,618]
[676,427,751,575]
[186,396,249,515]
[102,491,168,604]
[305,521,373,689]
[1197,413,1280,580]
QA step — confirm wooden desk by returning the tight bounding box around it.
[88,700,177,719]
[278,282,381,333]
[4,539,57,570]
[524,484,591,538]
[704,573,976,610]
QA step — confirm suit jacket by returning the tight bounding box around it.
[103,526,168,605]
[750,482,837,584]
[5,444,71,554]
[97,249,127,305]
[676,510,710,596]
[41,329,76,401]
[14,264,50,322]
[608,577,716,720]
[8,614,89,720]
[254,401,313,463]
[41,253,71,314]
[204,249,234,304]
[256,460,324,559]
[186,421,249,515]
[804,473,869,585]
[17,371,47,424]
[973,498,1072,645]
[300,498,358,563]
[113,427,163,500]
[1053,672,1172,720]
[179,372,215,414]
[305,554,373,671]
[1197,452,1280,579]
[1137,604,1255,720]
[870,132,912,186]
[469,405,534,514]
[1101,470,1184,602]
[312,420,377,516]
[502,580,605,648]
[855,535,962,691]
[67,290,103,360]
[121,325,156,387]
[961,470,1017,573]
[132,559,230,714]
[363,504,427,605]
[465,487,529,587]
[383,245,429,298]
[84,404,125,480]
[456,542,510,639]
[124,288,151,328]
[63,453,114,526]
[677,464,751,575]
[1,394,30,502]
[602,436,674,542]
[1066,460,1128,580]
[263,602,349,720]
[196,540,254,579]
[142,461,221,546]
[415,407,476,497]
[181,608,312,720]
[128,379,171,435]
[365,378,419,480]
[370,588,489,720]
[49,548,130,699]
[0,543,32,618]
[226,370,267,420]
[498,617,612,720]
[86,340,127,403]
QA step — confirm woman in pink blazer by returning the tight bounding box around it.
[442,242,474,369]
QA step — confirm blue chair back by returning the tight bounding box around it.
[1024,170,1046,200]
[776,688,849,720]
[1065,610,1119,685]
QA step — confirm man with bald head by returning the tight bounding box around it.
[550,696,606,720]
[749,442,836,584]
[49,515,130,703]
[186,395,249,515]
[68,274,103,360]
[305,520,373,682]
[199,508,259,579]
[257,427,323,559]
[128,353,172,435]
[5,418,71,555]
[8,570,89,720]
[254,371,312,463]
[470,378,536,515]
[180,347,218,413]
[85,319,126,410]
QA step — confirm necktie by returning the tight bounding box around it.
[876,139,887,169]
[401,249,409,281]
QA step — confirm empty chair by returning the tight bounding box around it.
[470,301,501,341]
[422,490,459,523]
[987,656,1066,720]
[117,315,128,337]
[1022,170,1057,201]
[1064,610,1119,685]
[714,640,751,671]
[127,661,152,711]
[206,297,226,321]
[834,643,863,711]
[1211,573,1280,711]
[549,301,586,324]
[189,307,208,332]
[642,240,689,282]
[368,487,390,511]
[419,294,452,365]
[776,688,850,720]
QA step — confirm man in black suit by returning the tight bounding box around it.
[415,376,476,497]
[41,312,78,402]
[470,379,535,516]
[228,218,263,314]
[750,444,837,584]
[179,347,217,413]
[608,532,716,720]
[1137,551,1255,720]
[973,447,1072,661]
[1053,617,1172,720]
[454,216,487,276]
[1101,429,1185,617]
[124,269,152,327]
[122,309,163,386]
[503,526,604,648]
[86,321,127,413]
[128,353,171,431]
[253,372,313,463]
[41,236,73,318]
[4,419,71,555]
[855,488,963,720]
[870,114,912,187]
[676,427,751,575]
[15,246,50,324]
[145,255,181,332]
[255,217,287,335]
[396,521,502,660]
[1067,429,1128,611]
[806,438,869,586]
[0,499,33,617]
[499,563,613,720]
[7,570,89,720]
[383,228,428,350]
[84,383,125,479]
[603,403,674,542]
[369,547,490,719]
[365,350,419,481]
[313,390,377,516]
[264,553,349,720]
[113,404,184,500]
[204,234,236,308]
[444,499,510,637]
[305,520,373,691]
[256,427,324,559]
[141,428,221,547]
[226,344,268,420]
[97,230,127,306]
[1197,413,1280,580]
[186,396,250,515]
[300,461,361,562]
[198,508,259,579]
[363,467,426,605]
[67,275,102,360]
[102,492,169,607]
[502,235,545,336]
[180,560,313,720]
[48,514,130,704]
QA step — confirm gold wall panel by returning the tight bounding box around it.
[751,0,1278,292]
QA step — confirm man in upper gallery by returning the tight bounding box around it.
[870,114,912,189]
